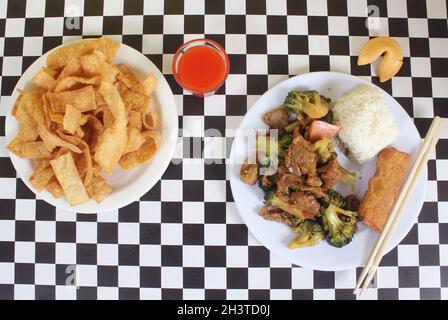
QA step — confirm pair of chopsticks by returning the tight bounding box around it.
[354,116,445,297]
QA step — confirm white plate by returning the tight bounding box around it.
[5,39,178,213]
[229,71,427,271]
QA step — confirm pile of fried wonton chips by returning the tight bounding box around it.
[7,36,161,206]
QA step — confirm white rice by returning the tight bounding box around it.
[332,86,398,163]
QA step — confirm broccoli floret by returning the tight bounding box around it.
[313,139,334,164]
[326,189,346,208]
[322,204,359,248]
[284,90,330,119]
[288,219,324,249]
[284,90,315,112]
[264,191,304,218]
[318,189,346,215]
[289,216,302,228]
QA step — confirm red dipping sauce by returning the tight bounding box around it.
[173,39,230,97]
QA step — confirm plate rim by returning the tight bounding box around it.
[5,38,178,213]
[229,71,427,271]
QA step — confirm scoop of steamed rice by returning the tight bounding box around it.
[332,86,398,163]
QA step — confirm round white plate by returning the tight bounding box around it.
[5,39,178,213]
[229,71,427,271]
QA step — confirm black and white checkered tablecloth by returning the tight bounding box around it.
[0,0,447,300]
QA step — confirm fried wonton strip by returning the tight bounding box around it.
[46,176,64,198]
[102,109,114,127]
[50,152,89,206]
[54,147,69,159]
[141,130,161,148]
[38,125,82,153]
[47,36,119,70]
[47,85,97,113]
[55,129,83,145]
[7,141,53,159]
[80,115,88,126]
[11,90,24,118]
[41,95,52,128]
[57,57,83,80]
[54,122,65,134]
[128,111,142,130]
[79,141,93,186]
[119,140,157,170]
[85,175,112,203]
[42,67,58,78]
[125,127,145,154]
[94,81,128,174]
[124,111,145,154]
[117,65,157,97]
[13,96,35,126]
[63,104,82,134]
[75,153,87,180]
[95,91,107,107]
[81,51,119,83]
[7,114,39,155]
[76,127,84,138]
[32,69,57,90]
[117,64,141,89]
[29,166,54,192]
[84,114,104,131]
[137,73,157,96]
[49,112,64,124]
[21,91,46,126]
[54,76,102,93]
[96,36,120,63]
[142,111,158,130]
[50,134,88,185]
[33,158,52,172]
[47,43,96,70]
[120,88,151,114]
[92,105,108,117]
[92,162,102,176]
[81,115,103,151]
[7,125,39,146]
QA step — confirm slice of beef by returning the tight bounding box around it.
[318,158,344,190]
[277,164,288,176]
[276,173,304,194]
[276,172,328,202]
[258,205,300,227]
[290,191,321,217]
[299,185,329,201]
[285,135,318,177]
[306,175,323,187]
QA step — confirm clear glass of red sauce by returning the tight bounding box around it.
[172,39,230,97]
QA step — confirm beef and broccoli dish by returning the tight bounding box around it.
[240,89,360,249]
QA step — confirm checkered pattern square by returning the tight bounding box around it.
[0,0,447,300]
